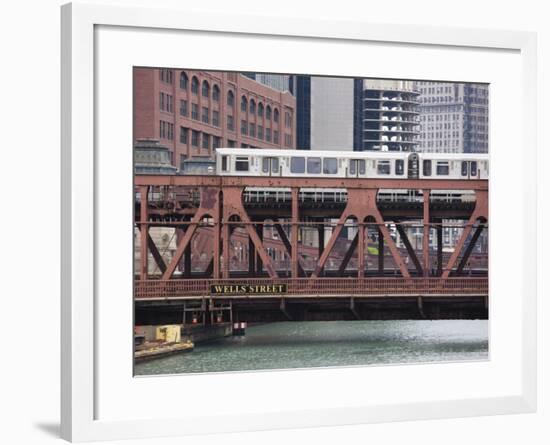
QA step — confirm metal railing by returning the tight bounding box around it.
[135,277,488,299]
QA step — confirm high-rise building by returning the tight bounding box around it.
[290,75,363,151]
[416,82,489,153]
[362,79,420,151]
[244,73,291,92]
[134,68,296,170]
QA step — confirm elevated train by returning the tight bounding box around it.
[212,148,488,203]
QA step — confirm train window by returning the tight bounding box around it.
[262,157,269,173]
[221,155,229,172]
[470,161,478,176]
[461,161,468,176]
[271,157,279,173]
[395,159,405,175]
[358,159,366,175]
[377,160,391,175]
[323,158,338,174]
[290,157,305,173]
[235,156,249,172]
[307,157,321,174]
[423,160,432,176]
[349,160,357,175]
[436,161,450,175]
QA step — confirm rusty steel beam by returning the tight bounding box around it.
[139,186,148,280]
[423,189,430,277]
[146,232,167,274]
[442,190,488,278]
[274,222,306,277]
[291,188,300,279]
[311,189,410,279]
[135,175,488,191]
[222,187,278,279]
[395,224,423,275]
[357,224,365,278]
[162,188,220,280]
[456,224,485,274]
[337,231,359,276]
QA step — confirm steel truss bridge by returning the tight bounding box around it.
[134,176,488,322]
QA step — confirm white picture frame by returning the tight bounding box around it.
[61,2,537,442]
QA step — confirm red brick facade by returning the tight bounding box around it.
[134,68,296,169]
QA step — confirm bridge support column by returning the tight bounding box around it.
[139,185,149,280]
[423,189,431,277]
[442,190,488,279]
[357,223,365,278]
[291,188,299,279]
[378,228,384,275]
[437,221,443,276]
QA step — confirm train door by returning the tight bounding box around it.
[461,161,479,179]
[348,159,366,177]
[262,156,280,176]
[407,153,419,178]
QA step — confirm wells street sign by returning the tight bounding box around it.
[210,283,287,295]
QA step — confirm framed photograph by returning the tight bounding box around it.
[61,2,537,442]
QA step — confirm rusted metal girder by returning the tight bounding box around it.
[161,187,221,280]
[423,189,430,277]
[222,187,278,279]
[395,223,423,275]
[134,277,489,300]
[310,189,410,278]
[135,175,488,191]
[442,190,488,278]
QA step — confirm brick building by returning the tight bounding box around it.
[134,68,297,169]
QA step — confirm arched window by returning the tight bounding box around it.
[258,102,264,117]
[241,96,248,113]
[191,76,199,94]
[227,90,234,106]
[180,72,188,89]
[249,99,256,114]
[212,85,220,102]
[273,108,279,123]
[202,80,210,98]
[266,105,272,120]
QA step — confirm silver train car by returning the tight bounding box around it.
[214,148,489,180]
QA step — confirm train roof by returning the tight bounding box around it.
[214,148,488,160]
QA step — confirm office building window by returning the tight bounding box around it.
[274,108,279,123]
[179,99,188,116]
[191,76,199,94]
[228,140,236,148]
[227,115,234,131]
[191,130,199,146]
[241,96,247,113]
[180,127,188,144]
[227,90,234,106]
[265,128,272,142]
[159,69,173,84]
[202,134,210,149]
[202,80,210,98]
[284,134,292,147]
[212,85,220,102]
[180,72,188,89]
[202,107,209,124]
[212,110,220,127]
[213,136,221,149]
[191,103,199,120]
[266,105,272,120]
[249,123,256,138]
[258,102,264,118]
[241,120,247,135]
[273,130,279,144]
[249,99,256,114]
[285,111,292,128]
[257,125,263,140]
